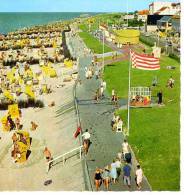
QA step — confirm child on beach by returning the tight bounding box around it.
[44,147,52,162]
[30,121,38,131]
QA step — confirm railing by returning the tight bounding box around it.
[46,145,83,173]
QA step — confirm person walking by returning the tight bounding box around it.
[94,88,100,102]
[115,158,122,179]
[111,89,115,101]
[135,164,143,190]
[95,69,99,80]
[123,162,131,188]
[100,85,104,97]
[157,91,163,105]
[110,159,118,184]
[122,139,129,160]
[102,80,106,91]
[82,129,91,154]
[94,168,102,191]
[102,165,111,190]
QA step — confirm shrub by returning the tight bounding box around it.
[139,36,154,47]
[169,53,180,62]
[0,99,44,110]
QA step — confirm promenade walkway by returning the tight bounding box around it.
[68,29,151,191]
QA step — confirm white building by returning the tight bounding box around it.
[138,15,148,22]
[137,10,149,22]
[99,24,110,38]
[149,2,180,15]
[122,14,135,20]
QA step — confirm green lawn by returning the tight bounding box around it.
[103,55,180,190]
[79,23,99,32]
[79,31,112,54]
[96,54,122,62]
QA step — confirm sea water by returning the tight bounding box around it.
[0,12,98,34]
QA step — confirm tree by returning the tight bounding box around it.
[113,14,121,19]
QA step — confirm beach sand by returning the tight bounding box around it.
[0,63,85,190]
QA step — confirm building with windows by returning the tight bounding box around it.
[149,2,180,15]
[171,15,180,34]
[157,15,172,32]
[137,10,149,22]
[122,14,135,20]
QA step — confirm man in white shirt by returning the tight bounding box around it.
[102,80,106,90]
[122,139,129,155]
[115,158,122,178]
[82,129,91,141]
[82,129,91,154]
[100,85,104,97]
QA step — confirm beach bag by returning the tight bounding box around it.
[74,126,81,138]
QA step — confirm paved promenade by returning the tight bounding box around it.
[68,30,151,191]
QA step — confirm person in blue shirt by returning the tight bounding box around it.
[123,162,131,188]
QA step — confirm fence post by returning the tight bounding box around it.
[63,156,65,165]
[80,147,82,159]
[46,162,50,173]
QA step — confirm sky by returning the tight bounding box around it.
[0,0,180,12]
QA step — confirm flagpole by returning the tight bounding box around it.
[102,30,105,71]
[126,0,129,27]
[127,0,130,137]
[127,47,131,136]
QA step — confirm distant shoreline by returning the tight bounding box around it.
[0,12,100,34]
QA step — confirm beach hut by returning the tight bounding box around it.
[113,29,140,45]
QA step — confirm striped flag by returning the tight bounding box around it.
[130,50,160,70]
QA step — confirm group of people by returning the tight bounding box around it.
[155,76,175,105]
[94,140,143,191]
[85,66,94,79]
[130,94,150,106]
[94,80,106,102]
[111,113,123,132]
[166,76,175,88]
[11,131,30,163]
[111,88,119,106]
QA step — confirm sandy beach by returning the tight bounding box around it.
[0,57,85,190]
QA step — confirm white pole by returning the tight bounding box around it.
[80,147,82,159]
[157,33,159,47]
[127,48,131,136]
[63,156,65,165]
[102,30,105,70]
[126,0,129,27]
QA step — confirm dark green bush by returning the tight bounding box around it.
[0,99,44,110]
[139,36,154,47]
[169,53,180,62]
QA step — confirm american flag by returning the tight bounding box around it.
[130,50,160,70]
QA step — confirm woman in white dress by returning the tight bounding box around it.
[135,164,143,190]
[110,159,117,184]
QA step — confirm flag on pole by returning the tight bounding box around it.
[130,50,160,70]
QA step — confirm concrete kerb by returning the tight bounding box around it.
[129,145,152,191]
